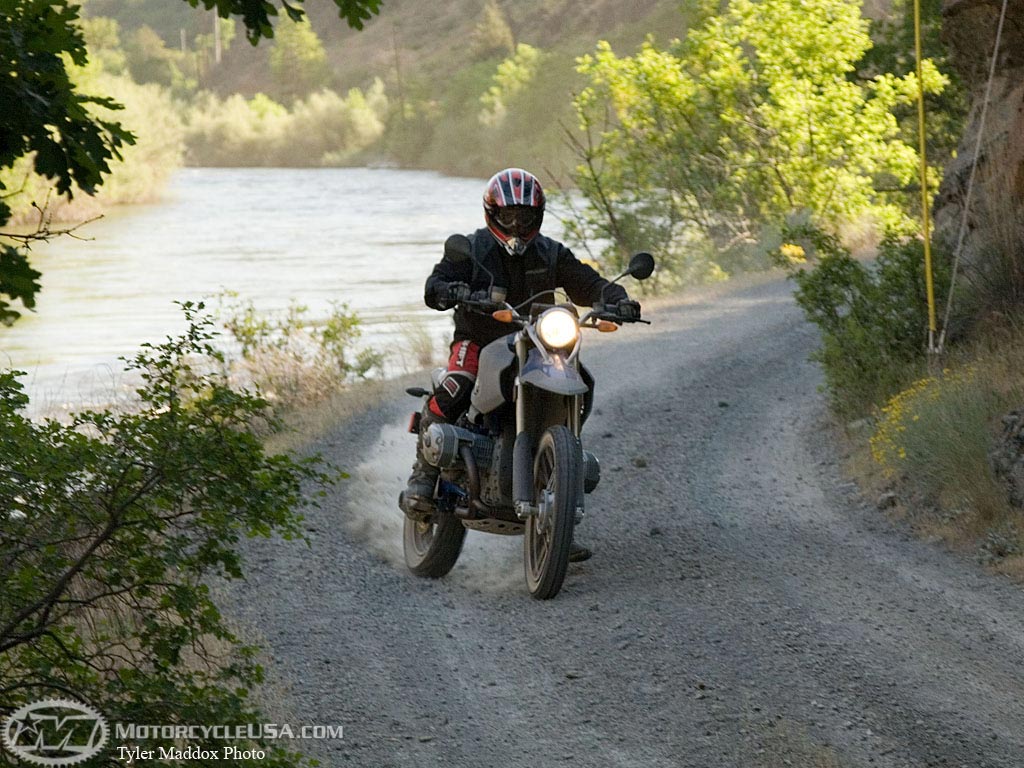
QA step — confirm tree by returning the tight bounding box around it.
[0,305,333,766]
[479,43,544,127]
[469,0,515,61]
[0,0,382,326]
[269,18,330,101]
[566,0,947,282]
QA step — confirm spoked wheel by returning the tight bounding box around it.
[403,513,466,578]
[524,426,580,599]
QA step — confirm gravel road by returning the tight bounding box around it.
[233,278,1024,767]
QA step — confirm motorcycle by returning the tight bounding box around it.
[398,235,654,599]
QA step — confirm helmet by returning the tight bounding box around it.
[483,168,545,256]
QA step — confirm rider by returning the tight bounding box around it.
[403,168,642,562]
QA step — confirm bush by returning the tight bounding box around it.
[184,84,388,167]
[216,293,384,410]
[0,303,331,766]
[868,335,1024,543]
[776,225,951,417]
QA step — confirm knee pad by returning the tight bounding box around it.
[430,371,476,421]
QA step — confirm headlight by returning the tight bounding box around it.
[537,308,579,349]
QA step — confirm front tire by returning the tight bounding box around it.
[403,514,466,578]
[524,426,580,599]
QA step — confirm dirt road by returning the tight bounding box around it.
[234,278,1024,767]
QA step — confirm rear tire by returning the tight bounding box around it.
[524,426,579,599]
[403,514,466,578]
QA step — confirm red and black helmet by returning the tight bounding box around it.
[483,168,545,256]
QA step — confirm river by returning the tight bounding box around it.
[3,168,571,413]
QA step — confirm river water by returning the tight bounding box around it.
[2,168,571,412]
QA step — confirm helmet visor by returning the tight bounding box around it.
[494,205,543,238]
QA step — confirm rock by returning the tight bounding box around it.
[935,0,1024,271]
[632,456,648,468]
[847,417,872,435]
[991,409,1024,508]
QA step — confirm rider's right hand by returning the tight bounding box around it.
[437,281,472,309]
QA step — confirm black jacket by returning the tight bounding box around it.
[424,228,628,346]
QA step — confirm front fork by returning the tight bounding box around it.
[512,336,585,522]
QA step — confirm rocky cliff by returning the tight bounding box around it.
[935,0,1024,278]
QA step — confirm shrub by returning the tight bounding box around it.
[776,225,951,417]
[0,303,330,766]
[869,354,1023,534]
[184,92,290,167]
[216,293,384,409]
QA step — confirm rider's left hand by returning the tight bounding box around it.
[615,299,642,321]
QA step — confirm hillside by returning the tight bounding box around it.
[81,0,695,177]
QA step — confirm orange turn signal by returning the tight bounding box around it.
[596,320,618,333]
[492,310,514,323]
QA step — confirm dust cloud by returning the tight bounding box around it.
[343,420,521,593]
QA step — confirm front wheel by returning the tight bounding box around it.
[524,426,580,599]
[403,513,466,578]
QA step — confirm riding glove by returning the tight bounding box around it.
[436,281,472,309]
[615,299,642,321]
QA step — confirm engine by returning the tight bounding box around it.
[421,423,493,470]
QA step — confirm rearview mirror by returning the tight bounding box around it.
[444,234,472,263]
[628,252,655,281]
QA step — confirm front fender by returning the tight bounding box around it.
[520,348,589,396]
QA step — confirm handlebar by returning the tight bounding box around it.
[578,305,650,326]
[459,298,649,327]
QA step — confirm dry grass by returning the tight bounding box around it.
[392,316,446,373]
[844,321,1024,573]
[958,164,1024,326]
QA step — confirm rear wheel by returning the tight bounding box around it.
[403,514,466,578]
[524,426,580,599]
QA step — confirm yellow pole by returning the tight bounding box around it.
[914,0,937,351]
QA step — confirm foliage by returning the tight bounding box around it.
[0,303,333,765]
[566,0,947,282]
[774,225,950,417]
[217,293,384,409]
[387,44,582,180]
[0,57,186,226]
[124,24,196,95]
[479,44,545,128]
[0,1,136,220]
[185,81,387,166]
[183,0,382,43]
[269,18,330,102]
[860,0,967,176]
[0,247,42,326]
[0,0,131,322]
